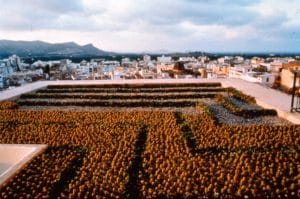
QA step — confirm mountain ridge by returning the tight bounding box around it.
[0,40,114,57]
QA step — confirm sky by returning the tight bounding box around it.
[0,0,299,53]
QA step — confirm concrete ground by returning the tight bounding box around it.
[220,78,300,124]
[0,144,47,187]
[0,78,299,124]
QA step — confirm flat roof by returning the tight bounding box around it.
[0,78,299,124]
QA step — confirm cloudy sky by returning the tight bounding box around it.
[0,0,299,53]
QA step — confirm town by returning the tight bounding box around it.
[0,54,299,94]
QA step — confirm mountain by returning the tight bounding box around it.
[0,40,114,58]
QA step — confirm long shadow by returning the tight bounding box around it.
[195,145,296,155]
[174,111,198,155]
[124,125,148,199]
[204,105,221,125]
[174,112,293,155]
[49,147,87,198]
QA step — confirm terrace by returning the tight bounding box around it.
[0,78,299,124]
[0,78,299,198]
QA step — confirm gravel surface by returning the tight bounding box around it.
[20,98,292,126]
[18,98,206,103]
[201,99,292,126]
[24,91,221,96]
[227,96,262,110]
[19,106,200,115]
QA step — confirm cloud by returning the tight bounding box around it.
[0,0,279,30]
[0,0,82,13]
[0,0,299,52]
[0,0,83,30]
[86,0,259,27]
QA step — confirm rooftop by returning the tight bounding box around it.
[1,78,299,124]
[283,61,300,70]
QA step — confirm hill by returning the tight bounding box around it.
[0,40,114,58]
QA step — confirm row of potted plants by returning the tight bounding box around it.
[38,87,225,93]
[20,92,217,100]
[225,87,256,104]
[0,101,18,110]
[215,94,277,118]
[47,82,222,89]
[17,99,198,107]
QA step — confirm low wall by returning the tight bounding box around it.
[0,144,47,187]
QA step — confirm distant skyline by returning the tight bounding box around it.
[0,0,299,53]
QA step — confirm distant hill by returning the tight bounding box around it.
[0,40,114,58]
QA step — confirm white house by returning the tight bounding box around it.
[111,70,126,80]
[0,75,4,88]
[157,55,172,63]
[179,57,196,62]
[229,65,275,86]
[256,73,275,86]
[241,72,275,85]
[143,55,151,63]
[229,65,251,78]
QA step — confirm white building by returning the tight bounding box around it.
[101,61,120,76]
[197,56,209,63]
[8,55,22,70]
[229,65,251,78]
[179,57,196,62]
[32,60,47,68]
[217,58,225,64]
[0,62,14,76]
[111,70,126,80]
[218,56,233,64]
[235,56,244,63]
[229,65,275,86]
[240,72,275,85]
[143,55,151,63]
[175,74,194,79]
[256,73,275,86]
[157,55,172,63]
[0,75,3,88]
[138,69,156,79]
